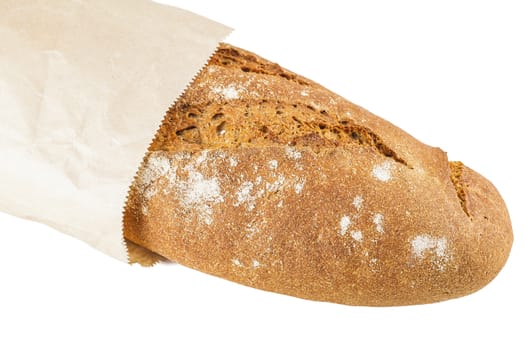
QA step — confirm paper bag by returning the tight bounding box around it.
[0,0,231,261]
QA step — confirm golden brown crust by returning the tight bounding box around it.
[123,44,513,306]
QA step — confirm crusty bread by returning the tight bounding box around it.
[123,43,513,306]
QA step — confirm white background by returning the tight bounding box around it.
[1,1,523,349]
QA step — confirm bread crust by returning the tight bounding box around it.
[124,44,513,306]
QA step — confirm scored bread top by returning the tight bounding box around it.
[124,44,512,306]
[151,45,447,176]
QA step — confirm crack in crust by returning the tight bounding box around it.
[209,46,312,86]
[449,161,470,218]
[151,44,409,167]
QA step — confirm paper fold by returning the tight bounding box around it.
[0,0,232,261]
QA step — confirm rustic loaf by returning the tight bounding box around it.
[123,43,513,306]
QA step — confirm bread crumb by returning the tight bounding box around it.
[285,145,302,160]
[277,200,284,208]
[252,259,260,268]
[300,90,309,97]
[353,195,363,211]
[373,213,384,234]
[372,161,393,182]
[350,230,363,242]
[340,215,352,236]
[232,258,242,267]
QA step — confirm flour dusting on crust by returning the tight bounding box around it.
[234,181,257,211]
[350,230,363,242]
[138,151,224,225]
[294,177,306,194]
[266,174,286,193]
[179,166,223,225]
[411,234,451,271]
[372,161,393,182]
[373,213,385,234]
[352,195,363,211]
[339,215,352,236]
[285,145,302,160]
[211,83,242,100]
[136,153,173,214]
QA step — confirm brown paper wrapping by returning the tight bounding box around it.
[0,0,231,261]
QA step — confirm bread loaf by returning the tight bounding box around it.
[123,44,513,306]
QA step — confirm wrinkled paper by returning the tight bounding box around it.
[0,0,231,261]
